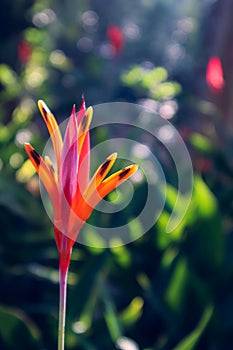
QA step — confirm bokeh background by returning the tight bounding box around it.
[1,0,233,349]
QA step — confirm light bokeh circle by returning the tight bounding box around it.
[40,102,193,248]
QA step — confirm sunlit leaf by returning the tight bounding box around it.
[190,133,214,154]
[102,286,122,342]
[110,244,131,267]
[119,297,144,327]
[192,176,224,267]
[173,305,214,350]
[165,258,188,313]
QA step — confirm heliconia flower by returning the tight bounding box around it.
[24,98,138,270]
[206,56,224,93]
[24,98,138,350]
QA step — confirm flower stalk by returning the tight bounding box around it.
[58,262,68,350]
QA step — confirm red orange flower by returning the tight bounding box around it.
[24,98,138,349]
[24,98,138,271]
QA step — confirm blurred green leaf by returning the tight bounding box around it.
[165,258,188,313]
[189,133,214,154]
[119,297,144,327]
[156,184,191,248]
[0,64,17,86]
[173,305,214,350]
[110,244,131,267]
[121,65,181,101]
[0,305,41,349]
[69,253,108,323]
[102,286,122,342]
[193,175,217,217]
[151,81,182,99]
[191,176,224,268]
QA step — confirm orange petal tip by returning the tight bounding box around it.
[24,142,33,151]
[119,164,138,180]
[24,144,41,167]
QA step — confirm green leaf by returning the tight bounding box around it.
[0,65,17,86]
[69,252,108,325]
[193,175,217,217]
[0,305,41,349]
[192,176,224,268]
[102,286,122,342]
[151,82,182,99]
[156,184,192,248]
[173,305,214,350]
[189,133,214,154]
[110,244,131,267]
[121,65,181,100]
[119,297,144,327]
[165,258,188,313]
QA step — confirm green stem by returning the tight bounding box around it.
[58,266,68,350]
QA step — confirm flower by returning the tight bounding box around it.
[206,56,224,93]
[107,25,124,55]
[24,98,138,271]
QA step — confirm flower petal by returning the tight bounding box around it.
[38,100,63,170]
[77,106,92,187]
[74,164,138,223]
[78,106,93,156]
[44,155,57,178]
[77,97,91,177]
[60,105,79,205]
[76,95,86,124]
[24,143,59,209]
[25,143,62,250]
[96,164,138,201]
[72,152,117,221]
[84,152,117,198]
[71,104,92,213]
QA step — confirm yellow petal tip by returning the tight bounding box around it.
[132,164,139,172]
[86,106,93,115]
[107,152,118,161]
[38,100,51,120]
[130,164,139,176]
[37,99,45,110]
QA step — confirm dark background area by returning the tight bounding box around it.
[1,0,233,349]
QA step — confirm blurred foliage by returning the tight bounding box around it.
[122,65,181,100]
[1,0,233,350]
